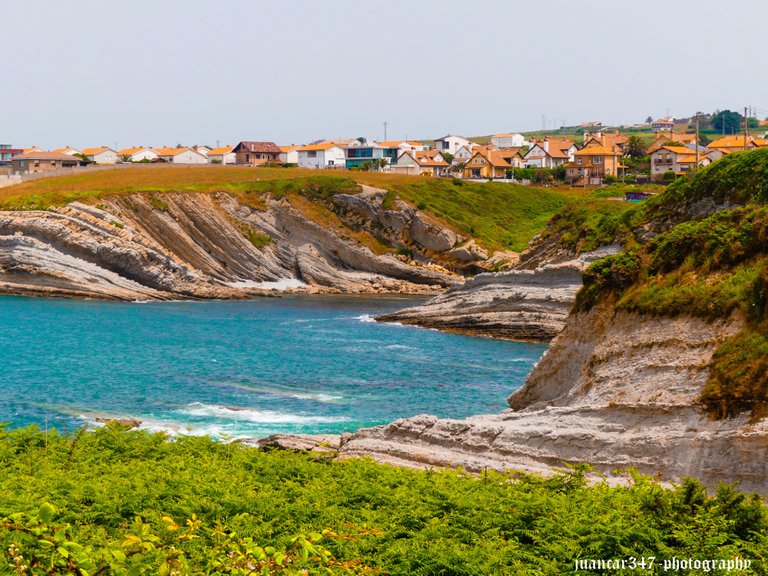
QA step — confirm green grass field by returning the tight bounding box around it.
[0,166,646,252]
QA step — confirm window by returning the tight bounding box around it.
[307,150,317,158]
[576,158,582,165]
[593,156,602,163]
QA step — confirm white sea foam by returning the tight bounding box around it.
[355,314,376,323]
[178,402,349,424]
[384,344,416,350]
[228,278,306,291]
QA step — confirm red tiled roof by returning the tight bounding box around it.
[235,141,281,153]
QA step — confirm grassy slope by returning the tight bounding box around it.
[0,425,766,575]
[0,165,635,252]
[572,149,768,420]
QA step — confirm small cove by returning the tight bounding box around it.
[0,295,547,439]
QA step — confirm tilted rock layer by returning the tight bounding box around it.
[377,245,621,341]
[340,303,768,492]
[0,190,474,300]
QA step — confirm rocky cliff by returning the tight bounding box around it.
[338,303,768,491]
[377,245,621,341]
[0,187,488,300]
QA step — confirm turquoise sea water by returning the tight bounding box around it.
[0,295,547,439]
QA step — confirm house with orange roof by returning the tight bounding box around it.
[278,145,299,165]
[22,146,45,154]
[154,147,208,164]
[298,142,346,169]
[650,145,712,180]
[490,133,528,148]
[451,143,485,165]
[392,149,450,177]
[82,147,119,164]
[523,138,573,168]
[463,149,515,179]
[707,135,768,153]
[564,142,622,186]
[647,131,698,153]
[207,146,236,165]
[118,147,158,162]
[52,146,82,156]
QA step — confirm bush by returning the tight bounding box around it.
[663,170,677,182]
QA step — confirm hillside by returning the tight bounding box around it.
[574,148,768,420]
[0,165,627,252]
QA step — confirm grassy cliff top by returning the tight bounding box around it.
[573,149,768,420]
[0,165,630,252]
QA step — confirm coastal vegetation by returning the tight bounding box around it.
[1,424,766,575]
[0,166,645,252]
[570,149,768,420]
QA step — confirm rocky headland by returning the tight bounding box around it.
[0,186,491,300]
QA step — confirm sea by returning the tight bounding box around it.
[0,295,547,439]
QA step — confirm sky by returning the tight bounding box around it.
[2,0,767,149]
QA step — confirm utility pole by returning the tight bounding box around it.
[695,112,700,171]
[744,106,749,151]
[383,121,388,142]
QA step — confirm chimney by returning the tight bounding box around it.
[542,138,549,153]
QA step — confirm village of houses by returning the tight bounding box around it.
[3,115,768,189]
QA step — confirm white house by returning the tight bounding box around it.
[433,135,472,155]
[119,147,158,162]
[298,142,346,169]
[82,147,119,164]
[491,133,528,148]
[154,147,209,164]
[207,146,236,165]
[378,140,430,153]
[279,145,300,164]
[523,139,572,168]
[392,150,450,176]
[192,145,211,157]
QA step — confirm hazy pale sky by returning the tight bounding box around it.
[3,0,766,149]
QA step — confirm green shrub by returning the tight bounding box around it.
[243,227,271,249]
[663,170,677,182]
[0,426,766,574]
[150,197,169,212]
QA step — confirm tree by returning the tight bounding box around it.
[645,116,653,124]
[625,135,647,158]
[452,161,466,174]
[711,109,744,134]
[442,152,454,164]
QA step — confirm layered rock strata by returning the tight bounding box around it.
[336,305,768,492]
[377,246,621,341]
[0,191,471,300]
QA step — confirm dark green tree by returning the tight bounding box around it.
[711,109,744,134]
[625,135,647,158]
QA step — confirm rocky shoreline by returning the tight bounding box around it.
[0,187,489,301]
[258,303,768,493]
